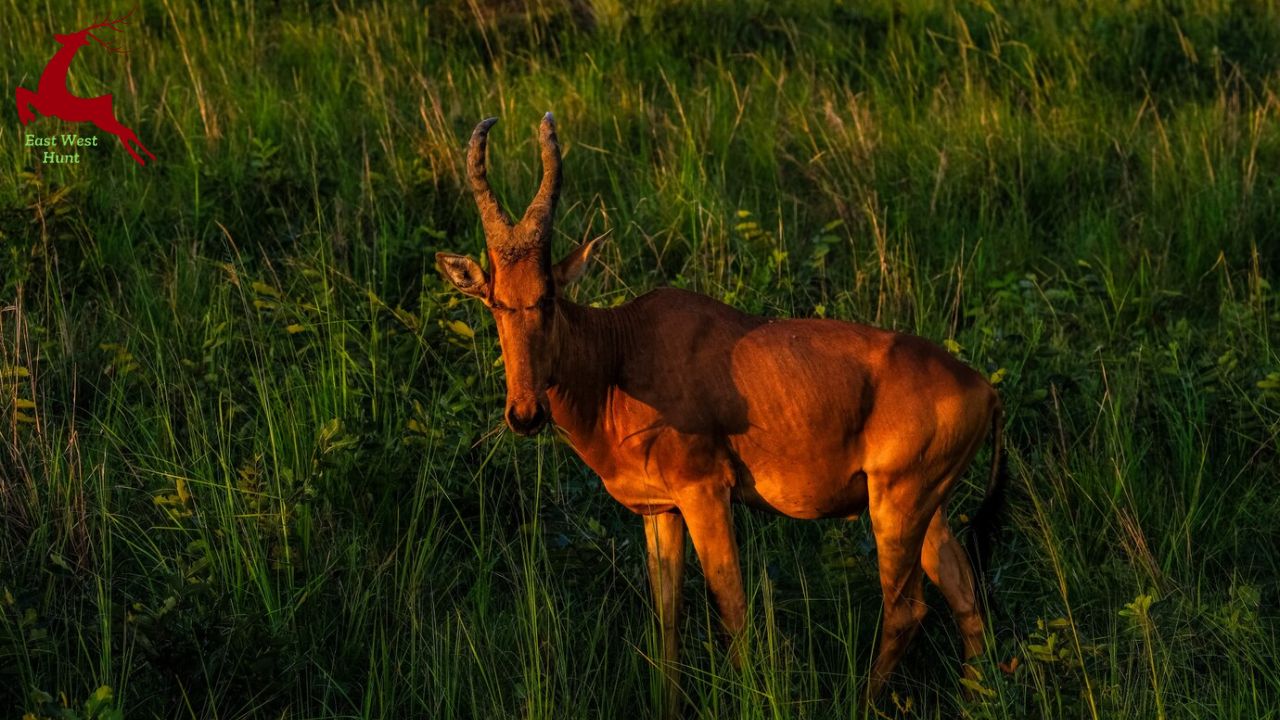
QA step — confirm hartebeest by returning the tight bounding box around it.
[437,114,1007,714]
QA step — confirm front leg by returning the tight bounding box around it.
[15,87,37,125]
[645,511,687,720]
[678,483,747,668]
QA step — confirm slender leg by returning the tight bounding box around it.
[15,87,37,125]
[866,474,934,700]
[122,127,157,163]
[115,134,146,165]
[139,138,157,162]
[679,483,747,668]
[644,511,687,720]
[921,508,986,663]
[94,114,153,166]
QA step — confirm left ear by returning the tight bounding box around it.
[553,237,604,288]
[435,252,490,300]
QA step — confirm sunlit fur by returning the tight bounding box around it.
[438,115,1007,716]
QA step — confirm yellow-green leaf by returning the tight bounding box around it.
[393,307,420,331]
[447,320,474,339]
[959,676,997,698]
[319,418,342,445]
[251,280,281,297]
[0,365,29,379]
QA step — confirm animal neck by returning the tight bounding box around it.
[546,297,629,437]
[37,43,82,96]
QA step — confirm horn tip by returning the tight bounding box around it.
[473,117,499,134]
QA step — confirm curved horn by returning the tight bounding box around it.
[520,112,562,232]
[468,117,513,231]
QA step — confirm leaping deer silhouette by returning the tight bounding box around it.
[15,6,155,166]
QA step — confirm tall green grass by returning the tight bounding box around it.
[2,0,1278,717]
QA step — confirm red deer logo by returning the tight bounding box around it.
[14,6,155,166]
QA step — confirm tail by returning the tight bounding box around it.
[965,396,1007,611]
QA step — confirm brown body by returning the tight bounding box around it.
[437,115,1007,716]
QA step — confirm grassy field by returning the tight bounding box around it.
[2,0,1279,717]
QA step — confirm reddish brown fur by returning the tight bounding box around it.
[438,115,1005,716]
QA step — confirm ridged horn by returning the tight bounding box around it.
[519,112,562,234]
[468,117,514,233]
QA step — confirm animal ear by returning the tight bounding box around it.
[553,237,604,288]
[435,252,490,300]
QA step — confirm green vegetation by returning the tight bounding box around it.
[2,0,1278,717]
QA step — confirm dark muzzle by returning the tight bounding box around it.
[505,402,549,436]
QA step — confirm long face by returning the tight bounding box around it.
[487,255,556,435]
[437,114,599,437]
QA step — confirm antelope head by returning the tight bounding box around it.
[437,114,601,436]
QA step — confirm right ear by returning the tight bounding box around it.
[435,252,490,300]
[552,236,604,288]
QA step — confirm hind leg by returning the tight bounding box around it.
[95,114,155,166]
[126,131,157,163]
[114,134,146,165]
[98,119,145,166]
[866,473,934,700]
[921,508,985,662]
[114,129,158,166]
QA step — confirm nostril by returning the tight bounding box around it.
[505,403,548,435]
[505,407,533,434]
